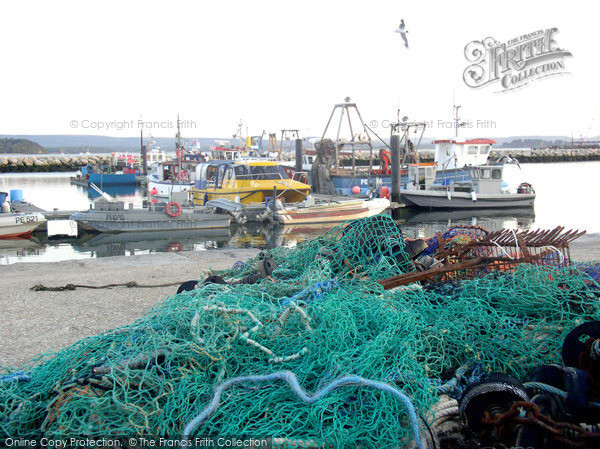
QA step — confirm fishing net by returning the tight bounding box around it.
[1,214,600,448]
[412,225,491,256]
[574,260,600,284]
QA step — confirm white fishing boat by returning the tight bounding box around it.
[265,197,390,225]
[147,117,203,198]
[147,159,199,198]
[0,212,46,238]
[400,164,536,209]
[1,192,46,238]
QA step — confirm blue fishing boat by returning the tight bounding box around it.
[310,101,495,196]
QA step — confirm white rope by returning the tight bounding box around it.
[201,304,311,364]
[511,229,521,259]
[539,245,565,264]
[490,240,514,260]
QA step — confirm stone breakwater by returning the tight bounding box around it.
[500,147,600,163]
[416,148,600,164]
[0,155,112,173]
[2,147,600,173]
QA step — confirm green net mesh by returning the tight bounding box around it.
[1,214,599,447]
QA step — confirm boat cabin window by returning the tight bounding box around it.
[206,165,218,187]
[492,168,502,179]
[470,167,479,179]
[467,145,478,155]
[426,167,434,177]
[234,164,250,178]
[216,165,228,187]
[221,166,237,188]
[445,145,451,156]
[307,156,313,164]
[480,145,490,155]
[250,165,290,180]
[480,168,491,179]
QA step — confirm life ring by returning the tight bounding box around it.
[166,202,182,217]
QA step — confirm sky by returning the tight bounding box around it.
[0,0,597,140]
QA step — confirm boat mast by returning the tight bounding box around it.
[454,105,461,138]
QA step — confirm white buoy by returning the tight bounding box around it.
[446,191,452,201]
[470,191,477,202]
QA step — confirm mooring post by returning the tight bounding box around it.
[391,133,401,203]
[295,139,302,173]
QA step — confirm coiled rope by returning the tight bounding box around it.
[181,370,423,449]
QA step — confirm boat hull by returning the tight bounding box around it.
[71,209,230,233]
[276,198,390,225]
[0,213,46,238]
[325,168,471,196]
[88,173,137,187]
[400,190,536,209]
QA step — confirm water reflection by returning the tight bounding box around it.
[0,207,541,265]
[395,207,536,239]
[3,162,598,264]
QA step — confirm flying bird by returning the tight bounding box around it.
[395,19,409,49]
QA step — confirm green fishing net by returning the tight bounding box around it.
[1,215,599,448]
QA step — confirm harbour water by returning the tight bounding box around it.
[1,161,599,265]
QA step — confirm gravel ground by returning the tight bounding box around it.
[1,248,259,368]
[2,234,599,369]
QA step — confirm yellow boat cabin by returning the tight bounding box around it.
[191,160,311,205]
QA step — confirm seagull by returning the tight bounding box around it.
[496,154,521,169]
[395,19,409,49]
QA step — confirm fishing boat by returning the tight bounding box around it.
[70,199,232,233]
[400,163,536,209]
[147,159,199,198]
[309,101,497,196]
[268,197,391,225]
[72,162,140,188]
[191,160,311,206]
[147,117,204,198]
[0,212,46,238]
[0,192,46,238]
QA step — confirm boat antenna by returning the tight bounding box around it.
[454,104,461,138]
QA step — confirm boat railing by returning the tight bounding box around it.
[233,172,310,201]
[292,171,309,183]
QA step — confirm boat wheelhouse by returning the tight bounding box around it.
[191,160,311,205]
[147,159,200,198]
[433,138,495,171]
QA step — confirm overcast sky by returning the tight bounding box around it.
[0,0,596,140]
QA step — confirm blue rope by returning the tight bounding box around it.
[524,381,600,408]
[232,260,245,271]
[181,370,423,448]
[281,279,337,308]
[0,372,30,383]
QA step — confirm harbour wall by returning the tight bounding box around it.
[1,147,600,173]
[0,155,112,173]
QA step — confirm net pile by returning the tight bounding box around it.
[413,225,491,257]
[1,215,599,448]
[574,260,600,283]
